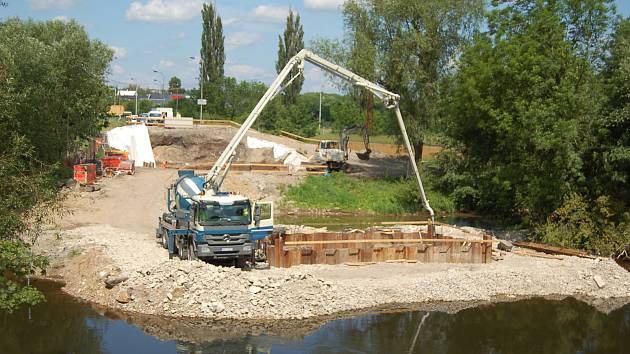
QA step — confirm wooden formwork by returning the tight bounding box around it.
[263,230,493,267]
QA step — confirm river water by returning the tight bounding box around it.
[1,280,629,354]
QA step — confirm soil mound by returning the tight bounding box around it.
[149,127,275,164]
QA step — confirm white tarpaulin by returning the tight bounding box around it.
[106,124,155,167]
[246,136,308,168]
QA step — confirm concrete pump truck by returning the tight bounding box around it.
[155,49,435,266]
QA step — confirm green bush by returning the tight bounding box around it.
[534,193,630,256]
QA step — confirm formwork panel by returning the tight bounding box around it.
[264,231,492,268]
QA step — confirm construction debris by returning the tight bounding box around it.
[497,240,514,252]
[593,275,606,289]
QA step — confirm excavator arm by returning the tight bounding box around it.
[205,49,435,222]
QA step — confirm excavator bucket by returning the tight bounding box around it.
[356,149,371,160]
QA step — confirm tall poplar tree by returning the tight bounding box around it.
[276,10,304,105]
[200,3,225,114]
[200,3,224,84]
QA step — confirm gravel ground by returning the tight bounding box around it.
[37,167,630,321]
[39,223,630,321]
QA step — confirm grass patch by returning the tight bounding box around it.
[282,173,455,214]
[68,248,82,257]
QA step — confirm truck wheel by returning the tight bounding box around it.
[178,244,188,260]
[187,242,197,261]
[161,232,168,249]
[236,257,250,269]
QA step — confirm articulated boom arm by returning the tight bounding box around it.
[205,49,435,222]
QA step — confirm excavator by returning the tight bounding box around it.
[156,49,435,263]
[315,123,371,171]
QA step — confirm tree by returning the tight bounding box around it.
[439,1,616,219]
[586,18,630,203]
[0,18,112,163]
[0,18,112,311]
[200,3,224,85]
[168,76,181,91]
[317,1,484,160]
[200,3,224,115]
[276,10,304,105]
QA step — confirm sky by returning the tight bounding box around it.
[3,0,630,93]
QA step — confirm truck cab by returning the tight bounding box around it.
[156,171,273,267]
[315,140,345,170]
[188,193,272,263]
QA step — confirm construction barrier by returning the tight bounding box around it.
[73,164,96,185]
[280,130,320,144]
[263,230,492,267]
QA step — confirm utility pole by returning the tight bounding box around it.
[318,88,322,135]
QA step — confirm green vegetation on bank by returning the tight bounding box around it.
[282,173,454,215]
[0,18,111,311]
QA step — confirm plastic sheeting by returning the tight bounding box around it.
[246,136,308,168]
[106,124,156,167]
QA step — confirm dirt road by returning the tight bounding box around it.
[36,167,630,322]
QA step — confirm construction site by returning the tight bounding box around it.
[41,124,630,322]
[34,50,628,326]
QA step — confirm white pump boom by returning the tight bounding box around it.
[205,49,435,222]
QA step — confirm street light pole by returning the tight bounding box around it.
[131,77,138,115]
[190,56,203,120]
[175,88,179,115]
[153,70,165,106]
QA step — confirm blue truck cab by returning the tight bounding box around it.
[156,170,273,266]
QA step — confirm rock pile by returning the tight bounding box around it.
[116,259,342,320]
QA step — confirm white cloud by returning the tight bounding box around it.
[223,17,238,27]
[112,64,125,76]
[110,46,128,59]
[250,5,289,23]
[28,0,80,10]
[303,66,341,93]
[174,32,186,39]
[125,0,203,23]
[225,32,262,51]
[226,64,269,80]
[304,0,345,11]
[159,60,176,68]
[52,15,69,22]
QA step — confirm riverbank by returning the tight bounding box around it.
[40,225,630,321]
[34,168,630,322]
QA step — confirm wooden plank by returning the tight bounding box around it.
[513,241,595,259]
[513,250,563,260]
[284,238,492,245]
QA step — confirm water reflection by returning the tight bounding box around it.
[1,282,628,354]
[174,298,630,354]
